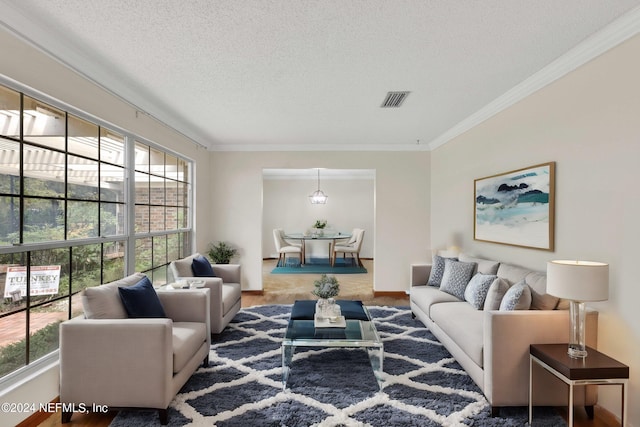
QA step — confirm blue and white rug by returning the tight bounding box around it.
[110,305,565,426]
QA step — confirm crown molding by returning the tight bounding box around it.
[208,142,431,152]
[428,6,640,151]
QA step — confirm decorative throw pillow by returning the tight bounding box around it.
[464,273,498,310]
[439,259,476,300]
[483,278,510,310]
[192,255,215,277]
[499,280,532,311]
[427,255,458,286]
[118,276,167,318]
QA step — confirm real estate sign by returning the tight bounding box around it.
[4,266,61,298]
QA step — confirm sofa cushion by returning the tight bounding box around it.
[118,276,167,318]
[458,253,500,275]
[430,302,484,367]
[464,273,497,309]
[192,255,215,277]
[82,273,147,319]
[427,255,457,286]
[439,259,476,300]
[172,322,207,373]
[499,281,532,311]
[410,285,460,318]
[496,263,531,286]
[483,278,510,311]
[525,271,559,310]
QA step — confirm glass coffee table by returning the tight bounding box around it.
[281,301,384,391]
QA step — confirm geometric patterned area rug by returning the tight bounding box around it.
[110,305,565,426]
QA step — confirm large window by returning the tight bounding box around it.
[0,83,193,379]
[134,141,191,284]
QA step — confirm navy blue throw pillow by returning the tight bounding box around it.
[118,276,167,318]
[191,255,215,277]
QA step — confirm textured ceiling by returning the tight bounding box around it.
[2,1,640,151]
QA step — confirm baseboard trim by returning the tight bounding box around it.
[373,291,409,299]
[242,290,264,295]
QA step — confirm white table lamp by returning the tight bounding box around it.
[547,260,609,358]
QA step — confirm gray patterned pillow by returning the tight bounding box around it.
[427,255,458,286]
[464,273,498,310]
[439,259,476,300]
[499,280,532,311]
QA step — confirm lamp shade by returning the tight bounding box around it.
[547,260,609,301]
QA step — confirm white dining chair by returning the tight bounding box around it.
[273,228,303,267]
[332,228,365,267]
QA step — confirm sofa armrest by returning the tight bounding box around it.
[410,263,432,287]
[60,317,173,407]
[211,263,241,284]
[484,309,598,406]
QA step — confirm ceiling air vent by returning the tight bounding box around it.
[381,91,410,108]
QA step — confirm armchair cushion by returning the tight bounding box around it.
[82,272,147,319]
[118,276,167,318]
[172,322,208,373]
[192,255,215,277]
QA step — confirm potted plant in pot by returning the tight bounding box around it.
[312,219,327,236]
[311,274,340,319]
[207,241,238,264]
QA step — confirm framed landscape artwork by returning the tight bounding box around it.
[474,162,555,251]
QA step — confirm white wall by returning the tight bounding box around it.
[262,175,375,259]
[208,151,431,292]
[431,34,640,426]
[0,27,214,425]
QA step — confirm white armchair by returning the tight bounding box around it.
[60,273,210,425]
[167,253,242,334]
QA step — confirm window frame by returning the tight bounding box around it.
[0,78,194,385]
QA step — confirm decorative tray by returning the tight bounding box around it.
[314,315,346,328]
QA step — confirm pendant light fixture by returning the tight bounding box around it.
[309,169,328,204]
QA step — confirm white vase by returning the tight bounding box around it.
[316,298,338,319]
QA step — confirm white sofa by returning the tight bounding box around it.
[410,253,598,416]
[168,253,242,334]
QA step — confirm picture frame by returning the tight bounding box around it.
[474,162,555,251]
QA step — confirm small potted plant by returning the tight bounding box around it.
[313,219,327,229]
[207,241,238,264]
[312,274,340,299]
[312,274,340,319]
[312,219,327,236]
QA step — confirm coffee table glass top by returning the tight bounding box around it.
[281,303,384,391]
[283,308,381,346]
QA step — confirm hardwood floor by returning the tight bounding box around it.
[31,259,619,426]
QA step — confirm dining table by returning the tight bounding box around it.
[284,231,352,266]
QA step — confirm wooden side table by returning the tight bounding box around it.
[529,344,629,426]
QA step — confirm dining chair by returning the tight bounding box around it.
[273,228,303,267]
[332,228,365,267]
